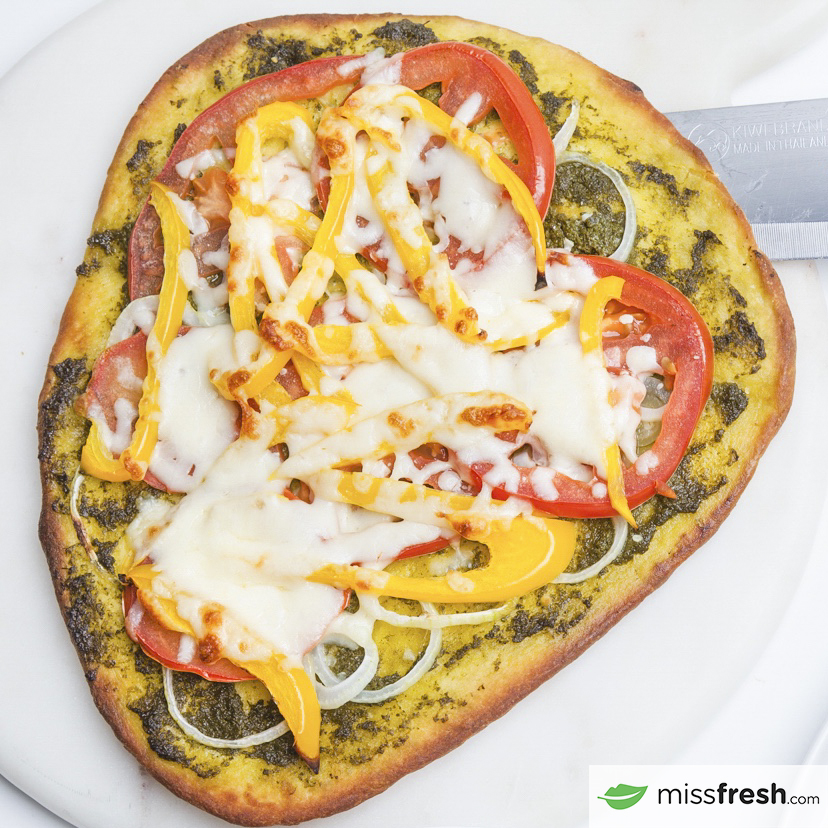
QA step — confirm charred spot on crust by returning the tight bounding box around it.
[729,285,748,308]
[711,382,749,426]
[87,224,132,257]
[126,139,160,172]
[467,36,504,55]
[442,634,483,668]
[91,539,117,573]
[638,247,669,278]
[369,20,439,52]
[75,259,101,277]
[64,573,116,667]
[324,704,366,744]
[634,229,721,298]
[213,69,225,90]
[539,90,569,124]
[134,645,161,675]
[172,122,187,145]
[126,140,162,196]
[507,589,591,643]
[657,453,727,522]
[713,310,767,363]
[627,161,697,207]
[567,519,615,572]
[250,736,301,768]
[243,33,312,80]
[671,229,721,297]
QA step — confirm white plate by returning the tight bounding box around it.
[1,2,827,827]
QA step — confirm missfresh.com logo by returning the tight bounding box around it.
[597,784,647,810]
[589,765,828,827]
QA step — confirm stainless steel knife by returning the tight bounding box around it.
[665,98,828,259]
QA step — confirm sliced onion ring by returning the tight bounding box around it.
[557,150,637,262]
[552,99,580,156]
[309,600,443,706]
[69,472,113,576]
[163,667,289,748]
[357,593,508,628]
[554,516,628,584]
[307,632,381,710]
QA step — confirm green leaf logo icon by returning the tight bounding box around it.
[597,783,648,810]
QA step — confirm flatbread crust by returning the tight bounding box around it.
[37,13,794,826]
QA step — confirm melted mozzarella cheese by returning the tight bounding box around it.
[374,318,617,477]
[148,326,239,492]
[140,434,442,665]
[121,71,654,683]
[262,148,315,210]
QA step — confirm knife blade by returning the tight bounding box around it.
[665,98,828,259]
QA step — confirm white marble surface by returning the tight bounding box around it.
[2,2,827,827]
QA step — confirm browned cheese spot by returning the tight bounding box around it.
[228,370,251,392]
[460,403,531,430]
[323,137,347,161]
[259,318,292,352]
[198,633,222,664]
[388,411,416,438]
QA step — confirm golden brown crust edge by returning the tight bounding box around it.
[37,12,796,826]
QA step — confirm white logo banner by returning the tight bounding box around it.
[589,765,828,828]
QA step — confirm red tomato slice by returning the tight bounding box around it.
[78,332,147,432]
[394,535,456,561]
[396,42,555,217]
[123,583,254,682]
[469,252,714,518]
[80,332,345,493]
[128,55,366,299]
[314,43,555,218]
[78,332,169,491]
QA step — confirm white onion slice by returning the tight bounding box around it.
[69,471,112,575]
[554,516,628,584]
[107,295,159,346]
[309,601,443,706]
[353,622,442,704]
[357,593,507,629]
[557,150,637,262]
[163,667,289,749]
[308,633,381,710]
[552,99,580,156]
[640,403,666,422]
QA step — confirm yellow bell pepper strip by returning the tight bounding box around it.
[232,101,314,189]
[364,154,563,349]
[338,87,545,271]
[129,562,321,768]
[81,423,131,481]
[217,103,320,398]
[306,472,577,603]
[578,274,636,526]
[241,658,321,770]
[226,199,321,333]
[81,181,190,481]
[257,171,353,362]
